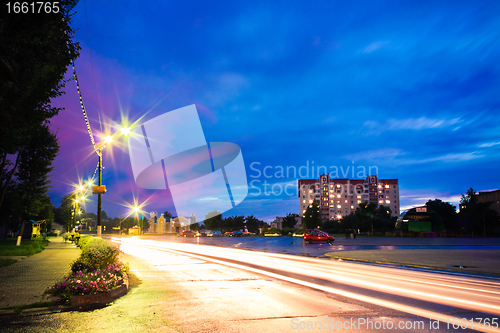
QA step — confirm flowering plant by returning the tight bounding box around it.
[46,262,129,300]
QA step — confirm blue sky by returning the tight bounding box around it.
[50,0,500,221]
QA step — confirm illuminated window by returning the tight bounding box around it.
[386,200,390,204]
[337,184,341,188]
[309,199,313,204]
[357,195,361,199]
[351,205,354,209]
[303,200,305,203]
[357,200,361,204]
[337,205,341,209]
[309,190,313,193]
[379,200,384,204]
[337,194,341,198]
[345,200,348,203]
[385,184,390,189]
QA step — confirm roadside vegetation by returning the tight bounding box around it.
[0,258,17,269]
[0,238,49,256]
[46,236,128,302]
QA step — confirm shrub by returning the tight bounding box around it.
[71,258,91,273]
[77,235,92,250]
[80,238,119,270]
[47,262,129,300]
[264,228,282,235]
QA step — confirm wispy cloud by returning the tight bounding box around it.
[362,41,389,53]
[344,148,404,161]
[364,117,462,132]
[478,141,500,148]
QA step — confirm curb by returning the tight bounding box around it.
[325,254,500,277]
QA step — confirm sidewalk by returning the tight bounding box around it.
[0,237,81,308]
[326,249,500,276]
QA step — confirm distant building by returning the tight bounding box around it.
[271,216,303,230]
[476,189,500,216]
[50,221,65,235]
[147,213,196,234]
[298,174,400,221]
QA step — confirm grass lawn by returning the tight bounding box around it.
[0,258,17,269]
[0,238,49,256]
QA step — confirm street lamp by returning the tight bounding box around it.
[94,126,130,238]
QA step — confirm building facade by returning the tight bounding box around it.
[298,174,400,220]
[271,216,303,230]
[476,189,500,216]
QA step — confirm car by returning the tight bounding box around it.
[207,230,222,237]
[195,231,207,237]
[181,230,196,237]
[229,230,243,237]
[304,229,334,244]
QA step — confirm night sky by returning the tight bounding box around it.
[49,0,500,221]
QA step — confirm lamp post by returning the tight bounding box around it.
[97,144,103,237]
[134,206,140,234]
[94,128,129,238]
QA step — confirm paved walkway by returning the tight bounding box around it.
[326,249,500,275]
[0,237,80,308]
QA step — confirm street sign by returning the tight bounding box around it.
[93,185,106,194]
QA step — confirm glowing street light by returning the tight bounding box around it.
[121,127,131,136]
[104,135,113,144]
[78,185,84,191]
[94,123,135,238]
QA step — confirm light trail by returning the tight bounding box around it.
[112,237,500,333]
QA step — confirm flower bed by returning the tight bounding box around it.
[46,237,129,305]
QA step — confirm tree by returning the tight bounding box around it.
[204,210,222,230]
[303,200,321,229]
[16,123,59,244]
[373,205,393,232]
[340,213,358,233]
[426,199,458,232]
[223,216,245,231]
[0,1,80,210]
[245,215,263,233]
[163,211,173,218]
[190,222,200,231]
[282,213,298,229]
[355,202,378,233]
[460,187,476,205]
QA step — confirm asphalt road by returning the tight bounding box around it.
[1,236,498,332]
[113,237,500,332]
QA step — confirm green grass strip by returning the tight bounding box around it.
[0,238,49,256]
[0,258,17,268]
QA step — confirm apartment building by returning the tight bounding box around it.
[298,174,399,221]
